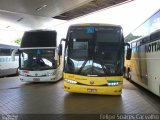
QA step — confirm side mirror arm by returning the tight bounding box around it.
[11,49,18,61]
[125,43,130,48]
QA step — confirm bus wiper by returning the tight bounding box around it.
[77,57,89,74]
[101,64,108,75]
[87,74,98,76]
[94,50,107,75]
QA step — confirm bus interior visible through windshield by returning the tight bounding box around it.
[20,48,57,71]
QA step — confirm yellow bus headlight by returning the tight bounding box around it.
[108,82,119,86]
[108,80,121,86]
[65,79,77,84]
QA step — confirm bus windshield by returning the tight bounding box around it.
[20,49,57,70]
[64,26,124,76]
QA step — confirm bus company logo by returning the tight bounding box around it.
[35,73,38,76]
[145,41,160,53]
[90,80,94,85]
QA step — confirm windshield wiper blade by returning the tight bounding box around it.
[100,63,108,75]
[87,74,98,76]
[77,57,89,74]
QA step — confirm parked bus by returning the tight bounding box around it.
[12,30,63,82]
[0,44,19,77]
[60,23,131,95]
[125,9,160,97]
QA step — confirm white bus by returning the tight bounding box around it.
[0,44,19,77]
[12,30,63,82]
[125,9,160,97]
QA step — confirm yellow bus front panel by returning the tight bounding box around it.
[64,73,123,95]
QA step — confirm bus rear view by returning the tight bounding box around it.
[62,23,130,95]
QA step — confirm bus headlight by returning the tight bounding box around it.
[108,80,120,86]
[108,82,119,86]
[47,72,55,76]
[47,73,53,76]
[65,79,77,84]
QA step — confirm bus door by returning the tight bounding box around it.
[137,38,148,86]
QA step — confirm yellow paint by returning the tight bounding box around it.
[64,73,123,95]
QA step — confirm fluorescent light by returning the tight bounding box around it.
[36,4,47,11]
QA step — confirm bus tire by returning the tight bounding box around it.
[15,68,19,76]
[123,67,126,78]
[125,68,131,81]
[126,68,131,81]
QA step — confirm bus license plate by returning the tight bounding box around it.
[87,89,97,92]
[33,78,40,81]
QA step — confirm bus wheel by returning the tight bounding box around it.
[126,68,131,81]
[123,67,126,78]
[15,69,19,76]
[128,72,131,81]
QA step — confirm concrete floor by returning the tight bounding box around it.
[0,76,159,120]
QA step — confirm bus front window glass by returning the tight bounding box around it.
[20,49,57,70]
[94,29,123,76]
[65,27,124,76]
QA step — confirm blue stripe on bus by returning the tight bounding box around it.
[0,56,18,62]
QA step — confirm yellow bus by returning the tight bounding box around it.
[124,9,160,97]
[60,23,131,95]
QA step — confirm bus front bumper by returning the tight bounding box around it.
[64,81,122,95]
[19,75,58,82]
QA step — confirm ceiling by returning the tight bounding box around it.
[0,0,133,31]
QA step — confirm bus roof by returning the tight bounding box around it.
[24,29,57,33]
[69,23,122,28]
[0,44,19,49]
[21,30,57,48]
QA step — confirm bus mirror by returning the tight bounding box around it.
[125,43,130,48]
[126,48,132,60]
[61,38,66,42]
[11,49,18,61]
[58,44,62,56]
